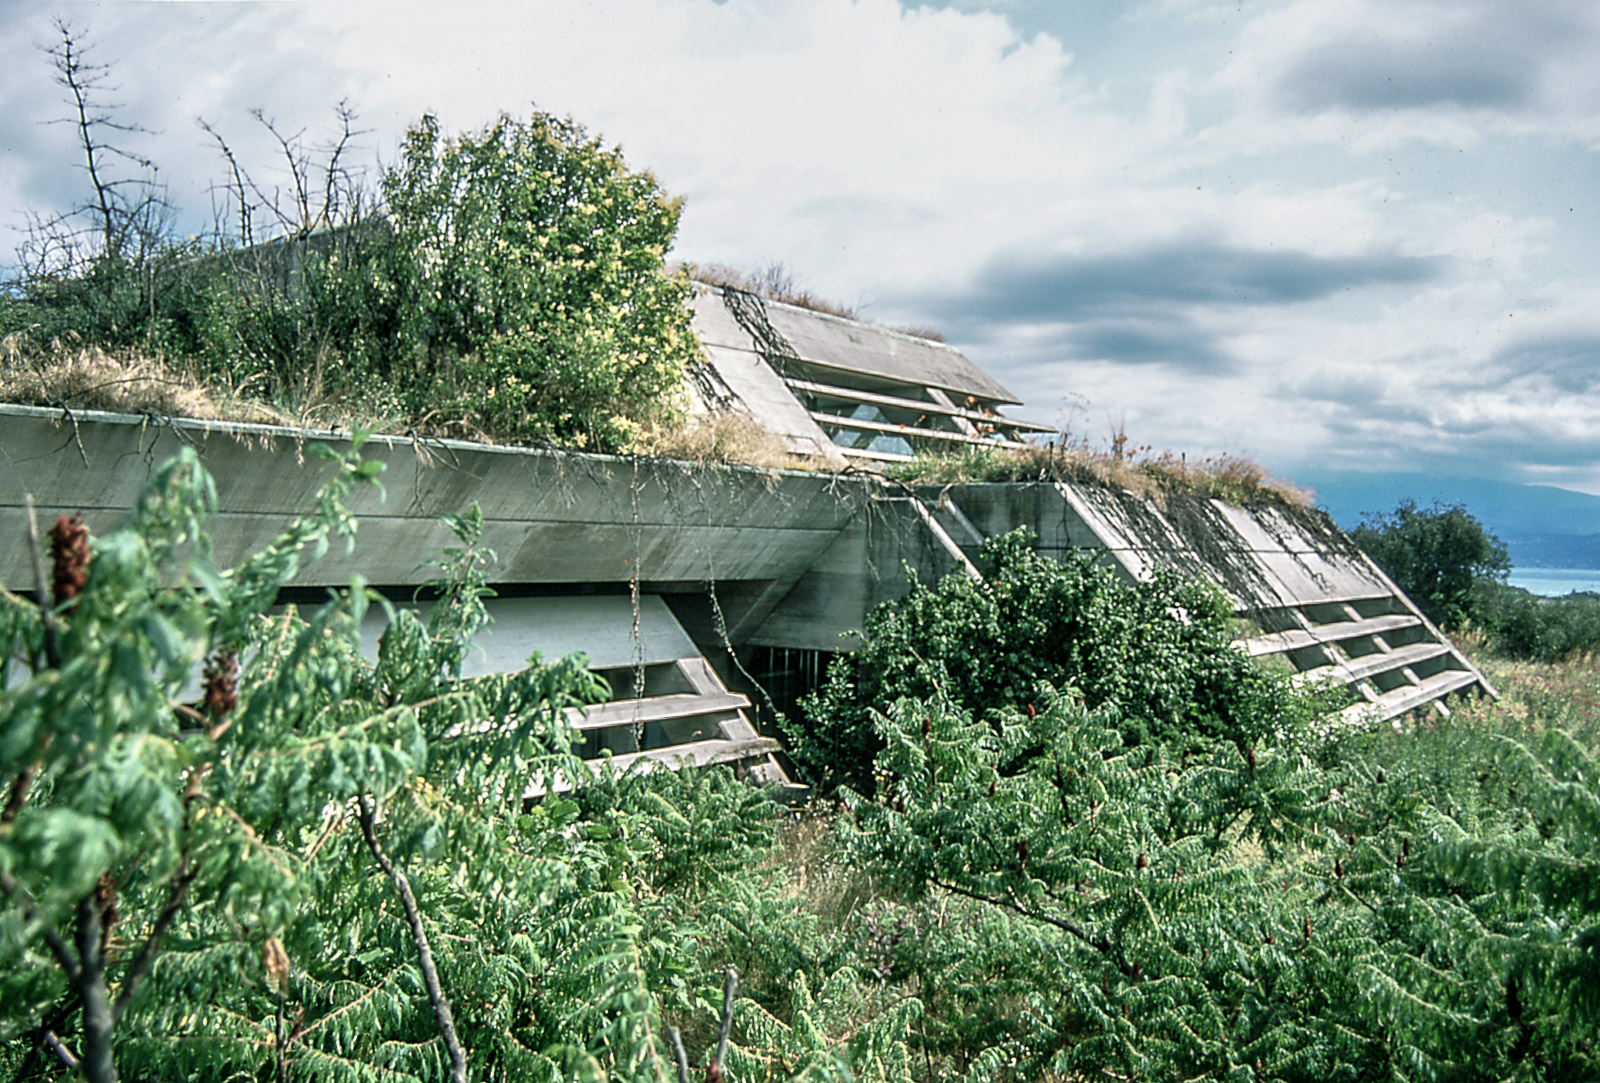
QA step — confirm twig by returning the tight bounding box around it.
[111,852,196,1023]
[275,986,287,1083]
[23,493,62,668]
[931,875,1113,957]
[2,764,38,826]
[711,966,738,1078]
[46,408,90,469]
[667,1026,692,1083]
[0,867,82,983]
[355,794,468,1083]
[39,1027,80,1072]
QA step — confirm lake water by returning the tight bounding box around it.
[1508,568,1600,597]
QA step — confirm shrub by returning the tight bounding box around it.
[379,112,698,450]
[885,442,1313,508]
[0,448,848,1082]
[5,103,699,452]
[1471,579,1600,662]
[836,670,1600,1079]
[787,529,1332,794]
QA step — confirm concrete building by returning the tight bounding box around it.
[0,289,1491,789]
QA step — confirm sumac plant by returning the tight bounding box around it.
[1,446,821,1082]
[834,679,1600,1080]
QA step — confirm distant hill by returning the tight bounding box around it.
[1291,470,1600,569]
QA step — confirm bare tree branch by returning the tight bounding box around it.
[43,18,161,263]
[355,794,468,1083]
[199,118,253,246]
[250,109,314,234]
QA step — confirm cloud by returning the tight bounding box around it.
[917,238,1443,380]
[1492,334,1600,395]
[3,0,1599,495]
[1211,0,1600,150]
[1061,316,1233,370]
[947,240,1443,323]
[1275,6,1564,114]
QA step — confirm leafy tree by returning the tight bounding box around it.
[1349,500,1510,630]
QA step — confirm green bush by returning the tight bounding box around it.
[832,676,1600,1080]
[1349,500,1511,630]
[0,450,866,1082]
[1472,579,1600,662]
[788,529,1332,794]
[377,113,697,449]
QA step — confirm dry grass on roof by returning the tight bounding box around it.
[885,441,1313,509]
[0,338,289,426]
[632,412,821,473]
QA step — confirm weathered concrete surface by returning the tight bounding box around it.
[2,404,1490,726]
[686,288,1047,465]
[760,297,1020,405]
[747,494,953,651]
[0,405,870,607]
[687,292,844,463]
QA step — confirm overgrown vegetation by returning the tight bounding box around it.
[1350,499,1513,630]
[0,447,867,1082]
[6,454,1600,1081]
[794,534,1598,1080]
[2,23,696,452]
[786,530,1333,794]
[885,440,1314,508]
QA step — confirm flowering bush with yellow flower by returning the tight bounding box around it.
[379,113,698,450]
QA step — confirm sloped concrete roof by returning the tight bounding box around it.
[687,287,1046,463]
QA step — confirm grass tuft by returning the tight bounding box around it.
[632,411,819,472]
[884,440,1313,508]
[0,337,286,425]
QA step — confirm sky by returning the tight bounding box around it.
[2,0,1598,494]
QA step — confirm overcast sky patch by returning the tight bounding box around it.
[941,241,1443,324]
[3,0,1598,494]
[1492,334,1600,396]
[1279,36,1535,114]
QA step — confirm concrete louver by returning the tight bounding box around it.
[686,286,1053,463]
[918,480,1496,725]
[348,595,791,790]
[678,292,1493,726]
